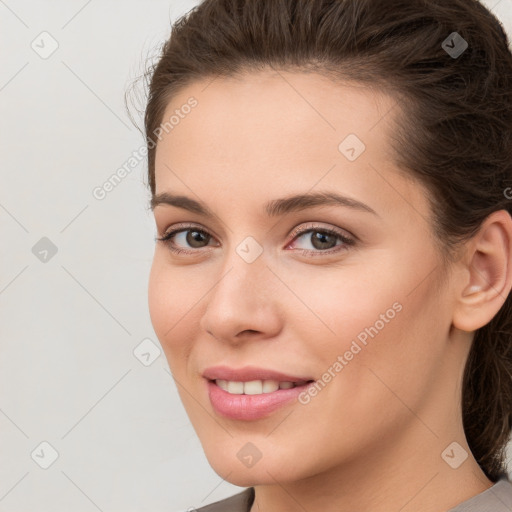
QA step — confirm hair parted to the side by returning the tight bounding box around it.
[143,0,512,481]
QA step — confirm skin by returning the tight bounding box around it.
[147,70,512,512]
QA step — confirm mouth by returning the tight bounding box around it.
[209,378,315,395]
[206,378,316,420]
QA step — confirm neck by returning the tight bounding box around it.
[250,418,493,512]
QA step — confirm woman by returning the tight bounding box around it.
[143,0,512,510]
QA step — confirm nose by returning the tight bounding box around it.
[199,249,282,343]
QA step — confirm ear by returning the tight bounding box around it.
[452,209,512,332]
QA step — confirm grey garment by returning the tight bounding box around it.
[447,474,512,511]
[193,475,512,512]
[194,487,254,512]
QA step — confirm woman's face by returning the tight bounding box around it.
[148,70,464,485]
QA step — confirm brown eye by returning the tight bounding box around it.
[288,225,355,256]
[185,229,211,248]
[157,226,217,254]
[309,231,339,250]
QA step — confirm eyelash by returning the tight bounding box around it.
[155,222,356,257]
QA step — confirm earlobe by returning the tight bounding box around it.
[452,210,512,333]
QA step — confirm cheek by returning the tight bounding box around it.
[284,254,446,394]
[147,256,201,367]
[281,259,405,351]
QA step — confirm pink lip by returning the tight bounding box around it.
[206,380,314,421]
[202,365,314,382]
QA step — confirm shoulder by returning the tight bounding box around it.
[190,487,255,512]
[448,474,512,511]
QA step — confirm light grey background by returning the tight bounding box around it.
[1,1,511,511]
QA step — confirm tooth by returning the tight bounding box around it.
[216,379,228,391]
[227,381,244,394]
[216,379,301,394]
[262,380,280,393]
[244,380,263,395]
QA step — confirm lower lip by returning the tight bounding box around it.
[206,379,313,421]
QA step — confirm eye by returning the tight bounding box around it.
[156,223,218,255]
[287,223,355,256]
[156,222,356,257]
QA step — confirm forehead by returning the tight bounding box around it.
[153,70,426,223]
[156,71,393,171]
[158,70,396,162]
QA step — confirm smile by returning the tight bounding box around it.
[206,379,316,420]
[214,379,312,395]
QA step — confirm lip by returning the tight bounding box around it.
[206,379,315,420]
[202,365,315,383]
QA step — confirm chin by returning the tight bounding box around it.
[203,443,313,487]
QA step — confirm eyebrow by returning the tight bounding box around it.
[150,191,378,217]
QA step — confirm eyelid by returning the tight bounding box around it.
[159,221,354,241]
[287,222,355,244]
[158,221,218,240]
[159,222,206,238]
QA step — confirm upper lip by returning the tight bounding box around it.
[202,365,315,383]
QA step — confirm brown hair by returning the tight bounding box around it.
[142,0,512,481]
